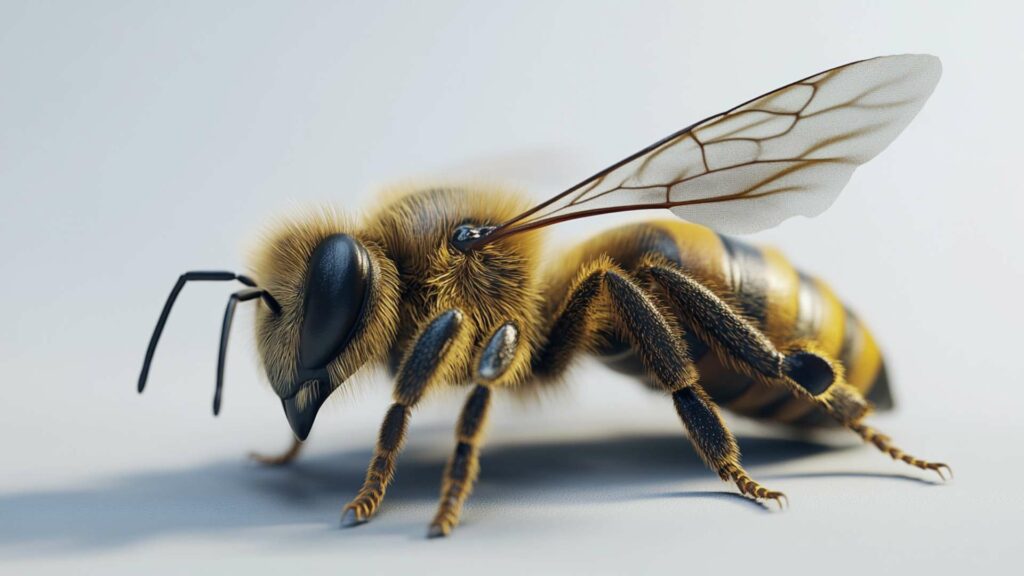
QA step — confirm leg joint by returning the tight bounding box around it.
[476,324,519,383]
[457,385,491,441]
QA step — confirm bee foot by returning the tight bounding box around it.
[721,463,787,510]
[427,523,450,539]
[341,508,367,528]
[849,423,952,482]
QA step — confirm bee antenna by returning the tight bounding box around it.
[214,288,278,415]
[138,271,281,403]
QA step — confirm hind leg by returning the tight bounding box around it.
[639,261,836,399]
[850,421,952,479]
[800,383,951,480]
[641,260,950,480]
[815,384,951,480]
[535,259,785,505]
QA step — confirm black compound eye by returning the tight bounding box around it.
[298,234,372,369]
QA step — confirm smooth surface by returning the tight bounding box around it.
[1,1,1020,574]
[299,234,370,370]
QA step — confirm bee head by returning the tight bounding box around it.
[274,233,371,440]
[251,212,400,441]
[135,208,401,440]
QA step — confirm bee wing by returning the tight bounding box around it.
[494,54,941,237]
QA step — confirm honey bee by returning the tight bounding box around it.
[138,54,949,537]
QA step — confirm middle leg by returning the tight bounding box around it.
[535,259,785,505]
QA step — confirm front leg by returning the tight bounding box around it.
[428,323,519,538]
[342,309,468,527]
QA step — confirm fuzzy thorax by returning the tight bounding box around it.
[362,185,546,387]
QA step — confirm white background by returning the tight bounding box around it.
[1,1,1021,573]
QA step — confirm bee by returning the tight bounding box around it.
[138,54,950,537]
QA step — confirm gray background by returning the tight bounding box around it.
[1,1,1021,573]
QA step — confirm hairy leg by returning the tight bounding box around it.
[819,385,951,480]
[428,385,493,537]
[342,309,469,526]
[535,260,784,505]
[641,262,835,399]
[849,421,951,479]
[427,323,518,537]
[643,261,949,481]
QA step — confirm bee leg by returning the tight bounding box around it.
[640,262,835,399]
[638,262,948,484]
[428,323,519,538]
[248,437,304,467]
[536,261,786,506]
[849,421,952,480]
[342,309,469,527]
[817,386,952,480]
[427,385,492,538]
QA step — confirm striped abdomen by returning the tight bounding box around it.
[588,220,893,427]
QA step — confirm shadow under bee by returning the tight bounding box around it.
[0,432,838,555]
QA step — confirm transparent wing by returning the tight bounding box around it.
[491,54,941,239]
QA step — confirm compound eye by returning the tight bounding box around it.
[298,234,372,369]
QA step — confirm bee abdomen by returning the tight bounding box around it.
[622,223,891,425]
[555,220,891,427]
[705,233,892,425]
